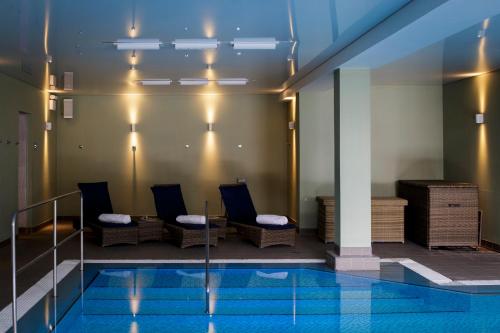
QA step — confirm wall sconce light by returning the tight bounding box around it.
[237,144,243,148]
[49,75,57,90]
[475,113,485,124]
[185,144,190,148]
[132,145,137,152]
[49,95,57,111]
[207,122,214,131]
[45,122,52,131]
[288,121,296,130]
[130,123,137,132]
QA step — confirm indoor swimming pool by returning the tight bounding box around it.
[53,266,500,332]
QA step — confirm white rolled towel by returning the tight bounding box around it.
[176,215,206,224]
[256,214,288,225]
[98,214,131,224]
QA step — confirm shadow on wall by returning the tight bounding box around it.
[372,157,444,196]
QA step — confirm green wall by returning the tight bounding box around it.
[298,76,444,230]
[298,77,335,229]
[0,73,57,241]
[56,94,288,217]
[444,70,500,245]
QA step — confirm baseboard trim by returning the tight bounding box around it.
[18,218,53,234]
[0,238,10,248]
[482,239,500,253]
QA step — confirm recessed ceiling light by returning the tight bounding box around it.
[236,26,241,31]
[217,78,248,86]
[179,78,209,86]
[237,144,243,148]
[237,52,242,56]
[114,38,161,50]
[184,27,189,31]
[173,39,218,50]
[184,53,189,58]
[232,38,278,50]
[137,79,172,86]
[185,144,190,148]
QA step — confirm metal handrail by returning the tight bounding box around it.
[204,200,210,315]
[11,190,84,333]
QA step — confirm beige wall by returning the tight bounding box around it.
[56,94,288,217]
[0,73,57,241]
[443,70,500,245]
[372,84,444,195]
[297,76,443,230]
[298,77,335,229]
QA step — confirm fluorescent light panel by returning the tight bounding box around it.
[137,79,172,86]
[232,38,277,50]
[179,78,209,86]
[115,38,161,50]
[217,78,248,86]
[173,38,218,50]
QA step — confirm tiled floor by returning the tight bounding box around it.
[1,220,500,308]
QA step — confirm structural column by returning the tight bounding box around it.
[327,68,380,271]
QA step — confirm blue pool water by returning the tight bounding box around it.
[57,267,500,332]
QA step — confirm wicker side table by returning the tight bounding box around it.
[134,216,164,242]
[209,216,227,239]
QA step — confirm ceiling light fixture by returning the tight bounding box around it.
[114,38,161,50]
[173,39,218,50]
[137,79,172,86]
[217,78,248,86]
[232,38,278,50]
[179,78,209,86]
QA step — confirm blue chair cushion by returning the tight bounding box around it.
[151,184,188,223]
[165,221,219,230]
[97,221,138,228]
[77,182,114,224]
[257,223,296,230]
[219,183,258,224]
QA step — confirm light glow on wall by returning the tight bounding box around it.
[475,18,490,192]
[42,2,51,202]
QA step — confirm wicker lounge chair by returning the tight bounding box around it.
[219,183,296,248]
[151,184,218,248]
[78,182,138,247]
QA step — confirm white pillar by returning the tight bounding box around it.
[327,68,380,271]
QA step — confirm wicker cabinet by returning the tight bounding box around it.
[316,196,407,243]
[397,180,479,249]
